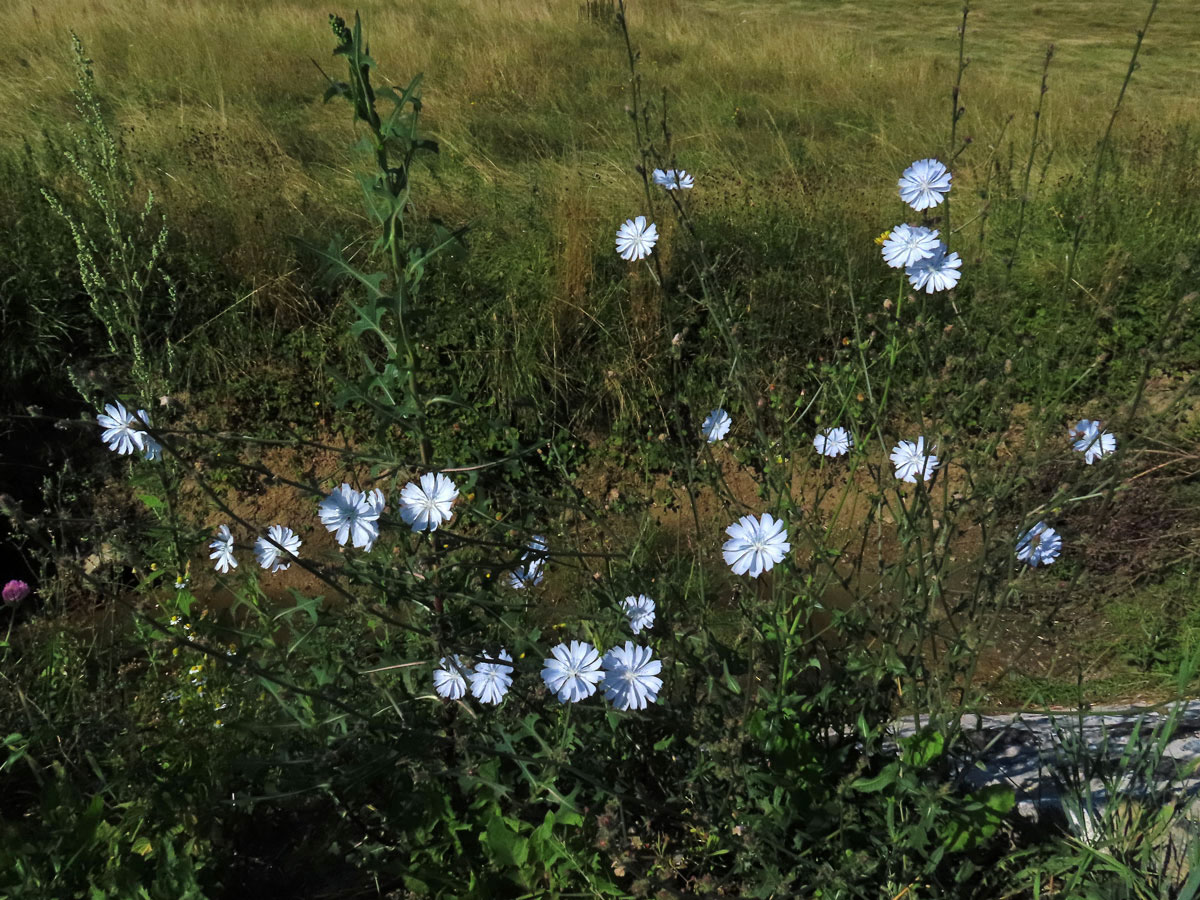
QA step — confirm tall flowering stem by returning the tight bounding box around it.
[292,12,465,463]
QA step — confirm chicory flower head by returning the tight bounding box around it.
[399,473,458,532]
[542,641,604,704]
[722,513,790,578]
[898,158,951,211]
[615,216,658,262]
[255,525,301,573]
[602,642,663,711]
[702,408,732,443]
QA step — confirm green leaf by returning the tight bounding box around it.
[288,235,389,301]
[136,493,165,511]
[483,814,529,868]
[900,730,945,768]
[851,761,899,793]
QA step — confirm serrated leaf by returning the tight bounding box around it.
[289,236,389,301]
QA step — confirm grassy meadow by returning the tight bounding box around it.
[3,0,1200,896]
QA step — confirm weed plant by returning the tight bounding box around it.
[2,3,1200,899]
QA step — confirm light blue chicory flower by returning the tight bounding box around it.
[622,594,656,635]
[905,242,962,293]
[615,216,658,262]
[542,641,603,704]
[320,483,383,551]
[890,437,939,483]
[97,401,148,456]
[209,524,237,574]
[652,168,694,190]
[898,158,952,211]
[399,473,458,532]
[509,536,548,589]
[722,513,790,578]
[470,650,514,705]
[602,642,663,711]
[1069,420,1116,465]
[813,427,852,457]
[882,224,940,269]
[1017,521,1062,567]
[702,408,732,443]
[254,524,301,573]
[433,655,469,700]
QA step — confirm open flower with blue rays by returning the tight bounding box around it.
[881,224,940,269]
[97,401,148,456]
[898,158,952,211]
[652,168,694,190]
[509,536,548,589]
[254,525,301,573]
[1017,521,1062,567]
[399,472,458,532]
[906,243,962,293]
[722,513,790,578]
[622,594,656,635]
[1069,420,1116,465]
[890,437,939,483]
[813,427,852,458]
[542,641,603,704]
[702,408,732,443]
[433,655,468,700]
[615,216,658,261]
[470,650,514,705]
[209,525,237,574]
[602,642,663,711]
[320,483,381,551]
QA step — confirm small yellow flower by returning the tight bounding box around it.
[874,229,891,246]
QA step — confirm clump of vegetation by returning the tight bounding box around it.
[3,1,1200,897]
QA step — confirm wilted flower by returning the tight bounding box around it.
[652,168,694,190]
[509,535,548,589]
[602,642,663,711]
[320,483,382,550]
[615,216,658,261]
[399,473,458,532]
[470,650,514,705]
[1069,420,1116,465]
[97,401,147,456]
[722,513,790,578]
[898,158,951,211]
[209,525,237,574]
[622,594,656,635]
[3,579,30,605]
[906,242,962,293]
[702,408,732,443]
[141,433,163,462]
[1017,521,1062,567]
[254,525,301,573]
[890,437,939,483]
[813,427,852,457]
[881,224,940,269]
[433,655,468,700]
[542,641,603,703]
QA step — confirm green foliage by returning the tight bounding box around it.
[5,3,1200,899]
[38,31,180,403]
